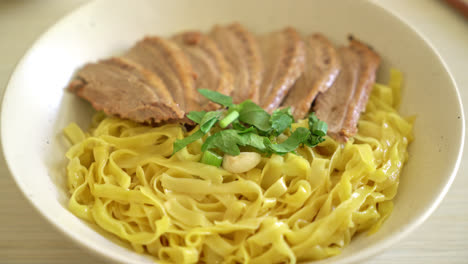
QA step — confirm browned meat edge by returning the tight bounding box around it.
[340,37,381,138]
[313,37,381,142]
[258,27,306,113]
[172,31,234,111]
[68,58,184,123]
[123,36,199,113]
[210,23,263,104]
[281,33,340,120]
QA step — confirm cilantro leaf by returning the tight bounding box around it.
[202,130,243,156]
[305,112,327,147]
[186,110,207,124]
[237,126,257,134]
[172,130,205,154]
[308,112,319,129]
[201,130,268,155]
[198,89,234,107]
[199,111,222,133]
[305,134,326,148]
[173,92,328,157]
[308,112,327,137]
[231,120,245,131]
[265,127,311,154]
[238,101,271,132]
[270,107,294,136]
[240,132,267,152]
[231,120,258,135]
[200,118,218,133]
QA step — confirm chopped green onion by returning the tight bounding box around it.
[312,121,328,136]
[219,111,239,128]
[200,150,223,167]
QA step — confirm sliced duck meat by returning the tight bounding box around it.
[258,27,306,113]
[68,57,184,123]
[172,31,234,111]
[313,38,380,142]
[281,34,340,120]
[123,36,199,112]
[313,47,359,141]
[341,38,381,138]
[210,23,263,104]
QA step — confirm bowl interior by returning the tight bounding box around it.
[1,0,464,263]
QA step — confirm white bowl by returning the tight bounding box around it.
[1,0,464,263]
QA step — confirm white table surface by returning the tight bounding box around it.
[0,1,467,263]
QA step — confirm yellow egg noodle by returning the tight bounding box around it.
[64,69,413,264]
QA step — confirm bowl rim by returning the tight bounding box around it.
[1,0,465,263]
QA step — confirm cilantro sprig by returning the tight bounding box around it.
[173,89,328,163]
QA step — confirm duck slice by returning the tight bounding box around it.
[68,57,184,123]
[210,23,263,104]
[123,36,199,112]
[172,31,234,110]
[258,27,305,113]
[340,38,381,137]
[313,38,380,142]
[281,34,340,120]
